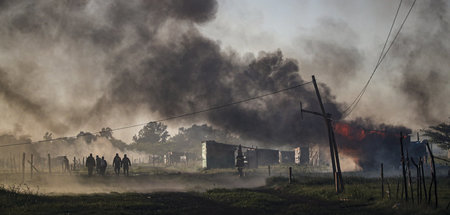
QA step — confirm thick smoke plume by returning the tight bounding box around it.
[392,0,450,125]
[0,0,448,170]
[0,0,339,147]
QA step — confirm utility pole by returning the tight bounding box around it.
[299,75,344,193]
[400,132,408,201]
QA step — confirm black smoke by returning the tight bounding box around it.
[0,0,446,170]
[392,0,450,125]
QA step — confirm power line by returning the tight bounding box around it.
[0,81,312,148]
[342,0,416,118]
[342,0,403,116]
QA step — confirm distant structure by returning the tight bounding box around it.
[257,149,279,166]
[294,146,310,165]
[279,151,295,164]
[202,140,318,169]
[245,148,258,168]
[309,145,320,166]
[202,140,236,169]
[407,140,428,162]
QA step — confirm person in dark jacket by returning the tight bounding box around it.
[63,156,71,174]
[100,156,107,175]
[96,155,101,174]
[86,153,96,176]
[236,145,245,178]
[113,153,121,175]
[122,154,131,176]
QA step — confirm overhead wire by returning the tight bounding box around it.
[0,81,313,148]
[342,0,416,118]
[342,0,403,117]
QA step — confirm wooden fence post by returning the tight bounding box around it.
[420,158,427,203]
[48,154,51,174]
[73,157,76,171]
[399,132,408,201]
[396,178,400,200]
[268,165,271,176]
[407,151,414,203]
[289,167,292,184]
[30,154,33,179]
[22,152,25,182]
[425,141,438,208]
[381,163,384,199]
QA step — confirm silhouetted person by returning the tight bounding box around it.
[96,155,101,174]
[100,156,107,176]
[63,156,71,174]
[122,154,131,176]
[236,145,245,178]
[86,153,96,176]
[113,153,121,175]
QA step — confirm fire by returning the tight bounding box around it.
[333,122,387,141]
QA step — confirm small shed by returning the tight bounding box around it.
[257,149,279,166]
[202,140,236,169]
[245,148,258,168]
[295,147,310,165]
[279,150,295,164]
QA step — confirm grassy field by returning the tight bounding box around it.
[0,165,449,214]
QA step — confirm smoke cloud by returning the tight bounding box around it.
[0,0,447,170]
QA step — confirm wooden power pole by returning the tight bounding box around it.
[400,132,408,201]
[300,75,344,193]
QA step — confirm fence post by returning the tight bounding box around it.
[381,163,384,199]
[22,152,25,182]
[289,167,293,184]
[48,154,51,174]
[268,165,271,176]
[30,154,33,179]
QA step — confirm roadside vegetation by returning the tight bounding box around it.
[1,169,448,215]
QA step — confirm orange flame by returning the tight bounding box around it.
[333,122,387,141]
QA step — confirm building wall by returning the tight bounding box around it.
[279,151,295,164]
[257,149,279,166]
[295,147,310,165]
[245,148,258,168]
[202,140,236,169]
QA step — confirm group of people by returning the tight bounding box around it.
[85,153,131,176]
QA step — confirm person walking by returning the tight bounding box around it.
[86,153,96,176]
[113,153,121,175]
[100,156,107,176]
[96,155,102,174]
[63,156,71,174]
[122,154,131,176]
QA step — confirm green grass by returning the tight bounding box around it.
[0,167,449,215]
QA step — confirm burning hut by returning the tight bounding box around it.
[279,150,295,164]
[202,140,236,169]
[257,149,279,166]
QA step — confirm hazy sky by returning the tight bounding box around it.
[0,0,448,142]
[199,0,449,129]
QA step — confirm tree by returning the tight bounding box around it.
[169,124,241,153]
[77,131,96,144]
[43,132,52,140]
[99,127,113,139]
[423,122,450,150]
[133,122,170,144]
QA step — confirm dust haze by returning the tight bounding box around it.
[0,0,448,193]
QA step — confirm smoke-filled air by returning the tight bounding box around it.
[0,1,449,214]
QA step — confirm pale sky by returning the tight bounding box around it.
[0,0,448,142]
